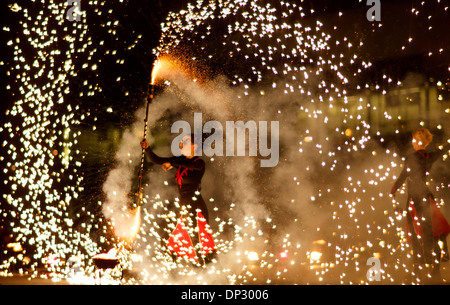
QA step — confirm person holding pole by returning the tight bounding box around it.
[140,134,216,266]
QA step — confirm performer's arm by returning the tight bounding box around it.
[140,139,204,170]
[141,139,174,165]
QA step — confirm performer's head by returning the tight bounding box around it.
[179,134,201,158]
[412,128,433,151]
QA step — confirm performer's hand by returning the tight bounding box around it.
[141,138,149,149]
[162,162,173,172]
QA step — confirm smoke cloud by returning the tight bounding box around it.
[100,57,450,284]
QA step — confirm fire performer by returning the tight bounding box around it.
[390,128,450,280]
[140,134,216,265]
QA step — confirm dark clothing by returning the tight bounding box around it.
[145,146,204,189]
[144,146,215,263]
[391,144,450,264]
[144,145,209,222]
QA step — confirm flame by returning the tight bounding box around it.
[125,206,141,243]
[151,60,163,85]
[111,206,141,244]
[93,248,118,260]
[151,57,174,85]
[150,55,203,85]
[129,206,141,241]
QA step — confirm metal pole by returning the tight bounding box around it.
[136,83,154,207]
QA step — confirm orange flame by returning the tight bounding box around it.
[151,58,172,85]
[151,60,162,85]
[111,206,141,244]
[126,206,141,243]
[93,248,118,260]
[150,54,202,85]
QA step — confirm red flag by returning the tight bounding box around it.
[166,213,216,264]
[167,217,198,263]
[197,211,216,256]
[430,198,450,237]
[406,197,450,240]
